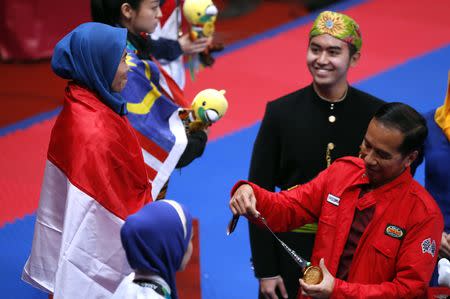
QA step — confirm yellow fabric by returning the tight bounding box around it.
[435,71,450,141]
[291,223,318,234]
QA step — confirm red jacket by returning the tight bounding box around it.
[236,157,443,299]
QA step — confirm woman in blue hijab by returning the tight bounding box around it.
[47,22,151,217]
[113,200,194,299]
[52,21,129,114]
[23,22,153,298]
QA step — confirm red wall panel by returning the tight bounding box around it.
[0,0,90,61]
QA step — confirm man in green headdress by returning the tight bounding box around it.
[248,11,384,299]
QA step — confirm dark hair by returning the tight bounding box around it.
[348,44,357,57]
[374,102,428,156]
[91,0,142,25]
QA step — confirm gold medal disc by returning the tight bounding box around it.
[303,266,323,285]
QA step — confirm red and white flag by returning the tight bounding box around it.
[22,84,152,298]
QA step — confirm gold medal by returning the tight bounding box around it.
[303,265,323,285]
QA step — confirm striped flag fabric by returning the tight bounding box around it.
[22,83,152,298]
[123,51,188,200]
[152,0,187,91]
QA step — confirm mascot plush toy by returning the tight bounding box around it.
[188,89,228,131]
[183,0,224,79]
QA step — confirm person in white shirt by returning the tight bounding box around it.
[112,200,194,299]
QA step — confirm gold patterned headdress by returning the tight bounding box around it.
[309,11,362,52]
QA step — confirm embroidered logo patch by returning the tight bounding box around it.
[384,224,406,240]
[421,238,436,257]
[326,194,340,206]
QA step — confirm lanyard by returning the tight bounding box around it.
[133,279,171,298]
[258,215,311,270]
[227,214,310,270]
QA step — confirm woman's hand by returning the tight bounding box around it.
[178,34,211,55]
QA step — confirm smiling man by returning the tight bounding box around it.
[232,102,443,299]
[247,11,384,299]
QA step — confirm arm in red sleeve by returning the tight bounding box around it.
[331,212,443,299]
[231,166,329,233]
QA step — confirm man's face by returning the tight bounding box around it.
[360,119,417,188]
[306,34,359,88]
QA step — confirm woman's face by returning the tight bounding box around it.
[123,0,162,34]
[111,50,129,92]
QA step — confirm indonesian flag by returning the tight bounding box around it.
[22,84,152,298]
[123,51,188,199]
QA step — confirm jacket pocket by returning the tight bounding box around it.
[373,240,397,258]
[369,238,400,281]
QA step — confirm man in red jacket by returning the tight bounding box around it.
[230,102,443,299]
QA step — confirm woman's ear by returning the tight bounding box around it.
[120,3,134,20]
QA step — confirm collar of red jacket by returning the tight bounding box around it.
[351,159,413,196]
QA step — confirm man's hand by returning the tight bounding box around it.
[229,184,260,217]
[260,276,288,299]
[440,232,450,259]
[299,259,335,299]
[178,34,210,55]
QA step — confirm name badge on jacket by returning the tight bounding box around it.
[327,194,340,206]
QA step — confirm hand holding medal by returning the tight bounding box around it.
[299,258,335,298]
[227,213,323,285]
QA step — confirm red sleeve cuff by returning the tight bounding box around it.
[230,180,251,197]
[230,180,264,225]
[230,180,265,198]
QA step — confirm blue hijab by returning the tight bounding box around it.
[51,22,128,115]
[121,200,193,299]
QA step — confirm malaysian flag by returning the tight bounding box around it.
[123,52,188,200]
